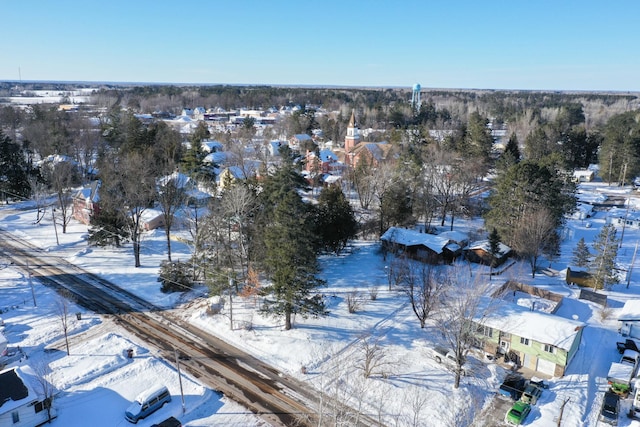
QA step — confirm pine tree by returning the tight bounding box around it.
[0,131,32,203]
[487,228,502,278]
[261,189,327,330]
[590,224,620,289]
[572,237,591,268]
[316,185,358,255]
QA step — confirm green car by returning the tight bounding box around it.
[505,401,531,425]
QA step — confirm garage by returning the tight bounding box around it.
[536,357,556,376]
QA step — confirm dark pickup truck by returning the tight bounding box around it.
[498,375,527,400]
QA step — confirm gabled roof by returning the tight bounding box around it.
[157,171,192,189]
[468,240,511,258]
[351,141,391,162]
[481,299,585,351]
[0,366,41,415]
[381,227,450,254]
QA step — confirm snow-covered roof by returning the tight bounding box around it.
[157,171,191,189]
[201,140,224,153]
[482,300,585,351]
[438,230,469,245]
[381,227,451,254]
[468,240,511,257]
[0,366,41,415]
[319,149,338,163]
[618,299,640,321]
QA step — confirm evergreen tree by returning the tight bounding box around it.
[487,228,502,275]
[87,206,131,247]
[0,131,32,203]
[261,189,327,330]
[590,224,620,289]
[485,159,576,248]
[572,237,591,268]
[502,133,521,164]
[316,185,358,255]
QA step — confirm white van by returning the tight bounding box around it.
[125,385,171,423]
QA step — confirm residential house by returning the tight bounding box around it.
[380,227,461,264]
[618,299,640,339]
[138,208,164,231]
[72,180,101,225]
[289,133,313,151]
[157,171,211,207]
[0,365,56,426]
[464,240,512,267]
[475,300,585,377]
[305,148,341,175]
[217,162,262,191]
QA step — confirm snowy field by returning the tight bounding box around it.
[2,179,640,426]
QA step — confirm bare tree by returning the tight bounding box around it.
[402,263,446,328]
[42,160,79,233]
[220,183,256,278]
[356,336,392,378]
[32,361,56,423]
[54,290,73,355]
[346,290,364,313]
[511,208,558,278]
[436,269,500,388]
[28,175,49,224]
[156,173,188,262]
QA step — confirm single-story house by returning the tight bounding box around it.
[380,227,461,264]
[0,365,56,426]
[72,180,101,225]
[140,208,164,231]
[464,240,512,267]
[618,299,640,339]
[474,299,585,377]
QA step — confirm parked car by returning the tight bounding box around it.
[499,375,527,400]
[505,401,531,425]
[431,346,467,375]
[520,383,543,405]
[125,385,172,423]
[151,417,182,427]
[616,338,640,354]
[599,391,620,425]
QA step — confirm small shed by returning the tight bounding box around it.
[565,267,595,288]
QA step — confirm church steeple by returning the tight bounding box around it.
[344,110,360,155]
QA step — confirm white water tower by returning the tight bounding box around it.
[411,83,421,111]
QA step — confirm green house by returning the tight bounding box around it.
[474,301,585,377]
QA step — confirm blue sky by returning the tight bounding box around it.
[2,0,639,91]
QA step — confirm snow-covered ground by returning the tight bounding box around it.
[2,179,640,426]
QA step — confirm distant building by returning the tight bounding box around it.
[344,111,392,167]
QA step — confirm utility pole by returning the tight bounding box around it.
[51,208,60,246]
[628,241,638,289]
[27,259,36,306]
[620,197,631,248]
[174,349,186,414]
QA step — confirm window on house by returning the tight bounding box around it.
[35,401,44,413]
[501,332,511,340]
[12,411,19,423]
[544,344,555,353]
[520,337,530,346]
